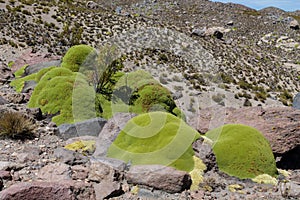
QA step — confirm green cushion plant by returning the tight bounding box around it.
[61,44,96,72]
[107,111,200,172]
[205,124,278,179]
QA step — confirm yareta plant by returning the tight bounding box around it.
[107,111,200,172]
[61,44,96,72]
[205,124,278,179]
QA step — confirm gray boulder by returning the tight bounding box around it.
[293,92,300,110]
[57,117,107,140]
[24,60,61,76]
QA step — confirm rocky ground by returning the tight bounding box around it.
[0,0,300,199]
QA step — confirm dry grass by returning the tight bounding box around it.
[0,111,35,140]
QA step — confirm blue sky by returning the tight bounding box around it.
[212,0,300,11]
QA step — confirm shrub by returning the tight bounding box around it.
[107,111,200,172]
[205,124,277,179]
[0,111,35,139]
[61,44,96,72]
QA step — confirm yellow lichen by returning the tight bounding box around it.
[130,185,139,195]
[228,184,244,192]
[251,174,278,185]
[64,140,96,154]
[189,156,206,191]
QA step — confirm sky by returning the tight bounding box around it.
[212,0,300,11]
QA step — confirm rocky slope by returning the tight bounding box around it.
[0,0,300,199]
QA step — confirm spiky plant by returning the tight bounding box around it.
[0,111,35,140]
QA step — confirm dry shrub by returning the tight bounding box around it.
[0,111,35,139]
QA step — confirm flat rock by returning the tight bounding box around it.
[53,147,88,165]
[57,117,107,140]
[125,165,192,193]
[37,163,71,181]
[93,179,123,199]
[0,181,95,200]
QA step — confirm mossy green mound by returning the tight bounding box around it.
[107,111,200,172]
[10,73,36,93]
[61,44,96,72]
[205,124,277,179]
[28,67,95,125]
[107,70,180,118]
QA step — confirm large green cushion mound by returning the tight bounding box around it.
[28,68,95,125]
[107,111,200,172]
[61,44,96,72]
[205,124,277,179]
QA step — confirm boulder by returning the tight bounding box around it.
[93,180,123,199]
[190,106,300,169]
[293,92,300,110]
[126,165,192,193]
[37,163,71,181]
[21,80,37,93]
[290,19,299,30]
[57,117,107,140]
[0,181,95,200]
[53,147,89,165]
[24,60,61,76]
[93,113,135,158]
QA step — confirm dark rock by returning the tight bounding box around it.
[24,60,60,76]
[93,113,135,157]
[0,171,11,181]
[53,147,89,165]
[57,117,107,140]
[86,1,99,9]
[213,30,223,39]
[0,181,95,200]
[172,91,183,100]
[293,92,300,110]
[125,165,192,193]
[21,80,36,93]
[227,21,234,26]
[0,65,13,84]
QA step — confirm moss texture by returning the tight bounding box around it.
[61,44,96,72]
[205,124,277,179]
[107,112,200,172]
[28,67,95,125]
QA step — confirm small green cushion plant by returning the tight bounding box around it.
[61,44,96,72]
[107,111,200,172]
[205,124,278,179]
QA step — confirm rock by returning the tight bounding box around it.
[0,65,13,84]
[37,163,71,181]
[191,28,206,37]
[71,165,89,180]
[88,157,125,182]
[21,80,36,93]
[0,170,11,181]
[24,60,61,76]
[190,106,300,169]
[53,147,89,165]
[57,117,107,140]
[86,1,99,9]
[17,145,41,163]
[193,138,217,172]
[93,179,123,199]
[0,162,24,171]
[227,21,234,26]
[0,96,8,105]
[93,113,135,157]
[290,19,299,30]
[0,181,95,200]
[293,92,300,109]
[125,165,192,193]
[172,91,183,100]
